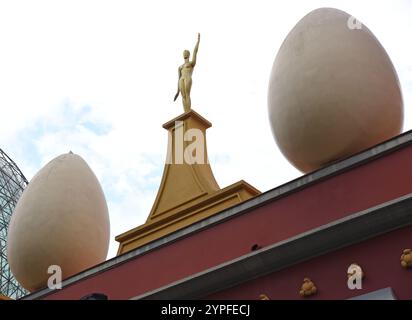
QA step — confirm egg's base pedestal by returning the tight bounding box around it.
[115,109,260,254]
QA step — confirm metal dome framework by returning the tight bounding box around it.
[0,148,28,299]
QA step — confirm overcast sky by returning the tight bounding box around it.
[0,0,411,258]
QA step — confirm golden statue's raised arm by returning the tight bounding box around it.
[191,33,200,66]
[173,33,200,113]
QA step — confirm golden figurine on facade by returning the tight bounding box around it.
[299,278,317,297]
[401,249,412,268]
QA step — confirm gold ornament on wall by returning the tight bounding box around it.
[299,278,317,297]
[401,249,412,268]
[259,294,270,300]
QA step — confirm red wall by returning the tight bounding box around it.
[206,225,412,300]
[43,145,412,299]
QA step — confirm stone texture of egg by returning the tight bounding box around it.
[7,153,110,292]
[268,8,403,173]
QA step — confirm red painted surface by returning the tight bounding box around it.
[206,225,412,300]
[42,145,412,299]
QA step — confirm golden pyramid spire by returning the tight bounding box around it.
[116,34,259,253]
[116,109,260,254]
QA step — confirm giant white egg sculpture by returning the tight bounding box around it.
[7,152,110,292]
[268,8,403,173]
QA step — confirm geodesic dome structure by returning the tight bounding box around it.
[0,148,28,299]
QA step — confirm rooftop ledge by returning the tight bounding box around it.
[23,129,412,300]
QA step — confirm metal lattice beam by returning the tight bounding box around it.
[0,148,28,299]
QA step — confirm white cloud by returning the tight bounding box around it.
[0,0,410,258]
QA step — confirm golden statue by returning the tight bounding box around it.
[174,33,200,112]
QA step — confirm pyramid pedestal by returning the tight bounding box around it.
[116,110,260,254]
